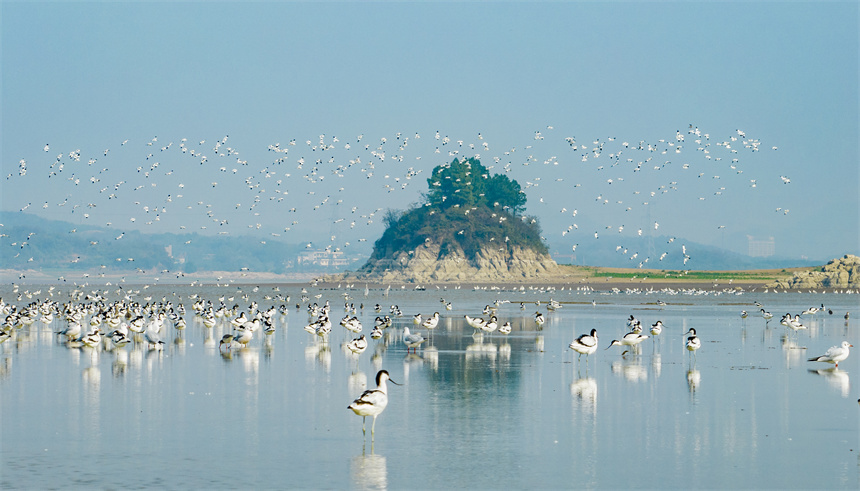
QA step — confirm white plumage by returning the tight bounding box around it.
[808,341,852,368]
[348,370,399,438]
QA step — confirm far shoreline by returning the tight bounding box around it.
[5,264,851,293]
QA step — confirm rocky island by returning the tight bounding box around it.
[338,157,559,283]
[767,254,860,290]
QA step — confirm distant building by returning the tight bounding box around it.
[297,249,350,268]
[747,236,775,257]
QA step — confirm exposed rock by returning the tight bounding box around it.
[343,240,560,283]
[767,254,860,289]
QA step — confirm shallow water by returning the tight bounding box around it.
[1,285,858,489]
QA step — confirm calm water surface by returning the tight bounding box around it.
[1,284,858,489]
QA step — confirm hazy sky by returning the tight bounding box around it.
[2,1,858,265]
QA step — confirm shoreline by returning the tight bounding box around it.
[2,264,855,293]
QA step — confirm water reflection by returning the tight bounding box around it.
[0,356,11,379]
[305,341,332,372]
[2,285,859,488]
[611,357,647,382]
[570,374,597,414]
[351,448,388,490]
[112,349,129,377]
[780,334,807,367]
[423,346,439,370]
[651,353,662,378]
[687,369,701,394]
[349,371,368,397]
[465,336,497,363]
[808,368,850,398]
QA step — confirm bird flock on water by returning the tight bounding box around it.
[0,283,853,440]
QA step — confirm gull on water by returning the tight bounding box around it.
[808,341,852,369]
[402,327,425,353]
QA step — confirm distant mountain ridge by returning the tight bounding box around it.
[0,211,361,275]
[1,210,824,276]
[546,234,821,271]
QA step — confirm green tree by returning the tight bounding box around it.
[425,157,526,214]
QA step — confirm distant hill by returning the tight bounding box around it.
[547,234,822,270]
[0,211,364,275]
[1,206,823,279]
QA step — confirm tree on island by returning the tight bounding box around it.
[364,157,549,268]
[423,157,526,215]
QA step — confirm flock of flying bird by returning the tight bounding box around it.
[0,283,853,440]
[4,124,791,274]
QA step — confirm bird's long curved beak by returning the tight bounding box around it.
[389,379,401,386]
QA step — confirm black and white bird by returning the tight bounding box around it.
[685,328,701,356]
[348,369,400,438]
[569,328,598,361]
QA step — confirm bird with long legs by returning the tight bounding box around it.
[685,328,701,363]
[348,369,400,439]
[606,331,649,355]
[569,329,598,363]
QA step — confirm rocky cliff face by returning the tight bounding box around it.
[768,254,860,289]
[349,240,560,283]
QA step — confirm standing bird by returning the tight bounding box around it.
[569,329,598,362]
[219,333,234,351]
[421,312,440,330]
[534,312,546,328]
[402,327,425,353]
[348,370,400,438]
[685,328,701,357]
[808,341,852,369]
[650,321,664,337]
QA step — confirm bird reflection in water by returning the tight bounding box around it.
[262,335,274,359]
[423,345,439,370]
[498,342,511,362]
[305,341,332,372]
[534,334,545,353]
[0,357,11,380]
[371,349,384,371]
[780,334,807,367]
[808,368,850,398]
[349,371,368,396]
[570,372,597,414]
[687,369,701,394]
[651,353,662,378]
[611,358,647,382]
[112,349,128,377]
[466,335,497,364]
[351,447,387,491]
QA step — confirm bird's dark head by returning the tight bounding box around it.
[377,369,400,386]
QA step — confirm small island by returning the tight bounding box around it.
[342,157,559,283]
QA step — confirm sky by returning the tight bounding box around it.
[2,1,858,268]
